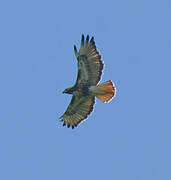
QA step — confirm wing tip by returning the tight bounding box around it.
[59,116,77,129]
[81,34,95,46]
[86,35,89,44]
[81,34,84,46]
[74,45,77,52]
[90,36,95,44]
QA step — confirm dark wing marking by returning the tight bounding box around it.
[60,94,95,129]
[74,35,104,86]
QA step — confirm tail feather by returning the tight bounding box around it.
[94,80,116,102]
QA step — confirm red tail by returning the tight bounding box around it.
[95,80,116,102]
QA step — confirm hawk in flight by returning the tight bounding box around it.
[60,35,116,128]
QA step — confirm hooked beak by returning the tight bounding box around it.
[62,89,67,93]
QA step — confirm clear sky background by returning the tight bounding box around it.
[0,0,171,179]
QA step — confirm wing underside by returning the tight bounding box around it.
[60,94,95,128]
[74,35,104,86]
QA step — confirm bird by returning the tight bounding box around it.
[60,35,116,129]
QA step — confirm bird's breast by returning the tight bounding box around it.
[74,85,89,96]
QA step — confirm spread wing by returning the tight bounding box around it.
[74,35,104,86]
[60,94,95,129]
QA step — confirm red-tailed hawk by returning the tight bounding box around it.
[60,35,116,128]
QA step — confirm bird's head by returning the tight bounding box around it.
[63,87,74,94]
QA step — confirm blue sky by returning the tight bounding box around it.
[0,0,171,179]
